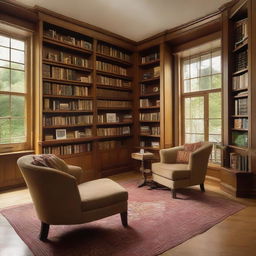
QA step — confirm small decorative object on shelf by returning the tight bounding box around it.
[56,129,67,140]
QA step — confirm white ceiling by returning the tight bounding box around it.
[17,0,230,41]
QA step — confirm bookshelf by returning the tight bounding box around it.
[137,46,161,153]
[222,0,255,197]
[37,16,134,180]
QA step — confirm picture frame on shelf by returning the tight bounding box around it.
[106,113,117,123]
[56,129,67,140]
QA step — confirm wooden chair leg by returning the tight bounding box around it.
[120,212,128,227]
[39,222,50,241]
[200,183,205,192]
[172,189,176,199]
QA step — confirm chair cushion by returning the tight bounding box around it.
[184,142,202,152]
[176,150,191,163]
[152,162,191,180]
[31,154,70,173]
[78,178,128,211]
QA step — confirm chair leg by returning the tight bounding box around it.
[39,222,49,241]
[172,189,176,199]
[200,183,205,192]
[120,212,128,227]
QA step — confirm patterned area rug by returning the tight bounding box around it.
[1,182,245,256]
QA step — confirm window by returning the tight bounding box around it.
[0,32,32,153]
[181,49,222,163]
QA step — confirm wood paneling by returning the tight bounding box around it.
[0,151,34,190]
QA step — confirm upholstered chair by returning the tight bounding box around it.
[17,155,128,241]
[152,142,213,198]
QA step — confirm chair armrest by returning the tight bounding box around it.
[160,146,184,164]
[67,165,83,184]
[188,143,213,183]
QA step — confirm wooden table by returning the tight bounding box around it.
[131,152,154,187]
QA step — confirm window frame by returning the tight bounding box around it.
[180,48,222,163]
[0,29,33,153]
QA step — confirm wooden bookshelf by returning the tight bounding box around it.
[135,46,161,154]
[36,17,135,181]
[222,0,255,197]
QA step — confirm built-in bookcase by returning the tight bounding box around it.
[229,10,249,171]
[137,46,161,153]
[37,16,134,180]
[222,0,256,197]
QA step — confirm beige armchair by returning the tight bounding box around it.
[17,155,128,241]
[152,142,213,198]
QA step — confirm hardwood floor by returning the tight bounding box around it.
[0,171,255,256]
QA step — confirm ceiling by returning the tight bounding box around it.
[17,0,230,41]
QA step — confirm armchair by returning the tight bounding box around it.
[17,155,128,241]
[152,142,213,198]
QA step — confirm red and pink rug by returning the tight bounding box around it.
[1,182,245,256]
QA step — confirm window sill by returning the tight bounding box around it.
[208,163,222,170]
[0,150,35,157]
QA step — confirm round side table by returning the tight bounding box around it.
[131,152,154,187]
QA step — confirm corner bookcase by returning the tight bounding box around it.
[36,14,135,180]
[222,0,256,197]
[138,46,161,153]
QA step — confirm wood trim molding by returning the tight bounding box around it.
[35,6,136,47]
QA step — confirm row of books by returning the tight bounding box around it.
[230,153,248,171]
[234,50,248,72]
[140,112,160,121]
[97,43,131,62]
[141,84,159,95]
[139,99,160,108]
[140,126,160,135]
[234,98,247,115]
[43,82,90,97]
[98,140,125,151]
[96,61,127,76]
[97,127,130,136]
[141,52,160,64]
[142,66,160,80]
[44,99,93,111]
[43,115,93,126]
[232,72,248,90]
[44,51,91,68]
[96,88,131,99]
[97,113,132,123]
[232,131,248,147]
[234,118,248,129]
[234,18,248,46]
[44,128,92,141]
[44,28,92,50]
[140,140,160,148]
[96,75,131,88]
[43,65,92,83]
[97,100,132,108]
[43,143,92,155]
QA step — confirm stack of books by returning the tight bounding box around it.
[230,152,248,171]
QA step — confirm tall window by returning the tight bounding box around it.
[0,32,31,152]
[182,49,222,163]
